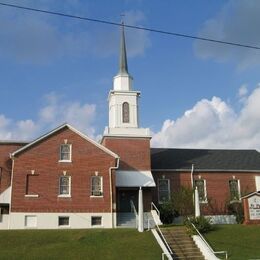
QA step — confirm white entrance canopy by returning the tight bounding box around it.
[116,170,156,187]
[0,187,11,204]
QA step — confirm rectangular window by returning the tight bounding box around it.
[25,175,39,197]
[229,179,240,201]
[158,179,170,203]
[91,216,102,226]
[60,144,72,162]
[194,179,207,203]
[256,176,260,191]
[58,216,70,226]
[59,176,71,197]
[25,215,37,228]
[91,176,103,196]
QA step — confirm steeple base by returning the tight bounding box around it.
[103,126,151,138]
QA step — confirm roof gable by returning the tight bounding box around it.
[12,123,119,159]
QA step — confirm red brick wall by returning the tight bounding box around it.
[0,143,25,194]
[152,170,260,215]
[11,128,117,213]
[102,137,151,171]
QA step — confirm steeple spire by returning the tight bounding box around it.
[118,22,129,75]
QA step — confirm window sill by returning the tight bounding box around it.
[25,194,39,198]
[58,195,71,198]
[230,199,241,204]
[58,160,72,163]
[90,195,104,198]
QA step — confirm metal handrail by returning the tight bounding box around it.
[188,218,228,259]
[155,222,173,256]
[161,252,172,260]
[151,202,161,220]
[130,200,138,228]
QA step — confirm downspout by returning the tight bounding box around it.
[8,154,15,230]
[109,157,120,228]
[191,164,194,189]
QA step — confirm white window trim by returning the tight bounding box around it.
[58,216,70,228]
[59,144,72,162]
[58,176,71,198]
[158,179,170,204]
[91,216,103,228]
[194,179,208,204]
[91,176,103,197]
[229,179,241,203]
[255,176,260,192]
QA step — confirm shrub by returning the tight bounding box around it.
[171,186,194,217]
[185,216,213,234]
[227,202,244,224]
[158,201,178,224]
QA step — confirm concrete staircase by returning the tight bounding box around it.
[117,212,156,228]
[117,213,137,227]
[161,226,205,260]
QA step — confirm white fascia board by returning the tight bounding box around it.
[241,191,260,199]
[11,123,119,159]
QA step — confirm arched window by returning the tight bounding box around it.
[122,102,130,123]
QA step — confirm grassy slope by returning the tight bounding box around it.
[0,229,162,260]
[205,225,260,260]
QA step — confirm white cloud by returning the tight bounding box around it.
[152,85,260,150]
[0,92,97,141]
[238,84,248,98]
[194,0,260,69]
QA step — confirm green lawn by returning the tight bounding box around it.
[205,225,260,260]
[0,229,162,260]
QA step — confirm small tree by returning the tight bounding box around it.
[171,186,194,217]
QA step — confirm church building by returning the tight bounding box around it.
[0,25,260,229]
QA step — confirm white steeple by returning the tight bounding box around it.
[103,24,150,138]
[113,24,133,91]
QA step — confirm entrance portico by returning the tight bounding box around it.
[115,170,156,230]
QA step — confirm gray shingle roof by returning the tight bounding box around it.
[151,148,260,171]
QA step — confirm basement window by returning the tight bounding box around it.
[91,216,102,227]
[25,215,37,228]
[58,216,70,227]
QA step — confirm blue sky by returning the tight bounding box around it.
[1,0,260,149]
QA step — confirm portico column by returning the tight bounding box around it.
[195,186,201,217]
[138,187,144,232]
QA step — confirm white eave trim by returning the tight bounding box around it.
[11,123,119,159]
[241,191,260,199]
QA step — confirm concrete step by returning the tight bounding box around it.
[117,213,137,227]
[160,226,205,260]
